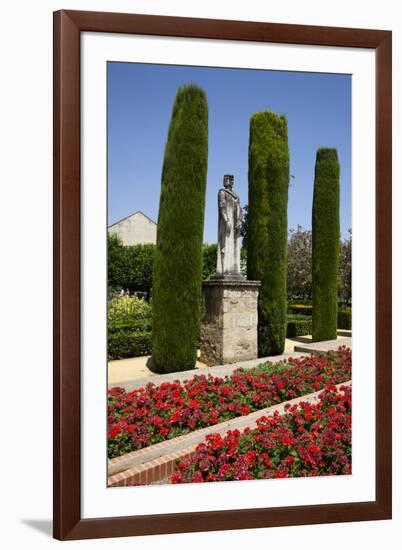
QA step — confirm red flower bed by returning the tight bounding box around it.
[171,385,351,483]
[108,348,351,458]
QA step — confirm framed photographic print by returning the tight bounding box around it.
[53,10,392,540]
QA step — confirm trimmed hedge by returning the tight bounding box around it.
[152,85,208,373]
[247,111,290,356]
[312,148,340,341]
[288,304,313,316]
[286,315,313,337]
[338,309,352,330]
[109,318,152,333]
[108,296,152,359]
[108,331,152,360]
[287,303,351,331]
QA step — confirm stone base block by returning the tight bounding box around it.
[200,279,260,366]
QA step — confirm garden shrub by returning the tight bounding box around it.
[337,308,352,330]
[287,305,351,332]
[247,111,290,356]
[152,85,208,373]
[108,295,152,324]
[109,318,152,333]
[288,304,313,316]
[312,148,340,341]
[108,296,152,359]
[108,331,152,360]
[286,314,313,337]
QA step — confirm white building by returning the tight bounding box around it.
[108,211,157,246]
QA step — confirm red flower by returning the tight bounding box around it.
[170,386,352,484]
[109,425,121,438]
[191,471,204,483]
[108,348,351,459]
[275,471,288,479]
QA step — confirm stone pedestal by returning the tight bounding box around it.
[200,278,261,366]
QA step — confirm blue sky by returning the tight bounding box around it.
[108,62,351,242]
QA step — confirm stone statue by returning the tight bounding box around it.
[216,174,243,278]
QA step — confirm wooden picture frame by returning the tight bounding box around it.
[53,9,392,540]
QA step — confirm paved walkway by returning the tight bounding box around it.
[108,355,207,385]
[108,337,301,387]
[109,350,309,392]
[108,331,351,390]
[293,336,352,354]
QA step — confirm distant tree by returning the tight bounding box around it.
[312,148,340,341]
[247,111,290,356]
[239,204,249,277]
[108,237,219,296]
[123,244,155,295]
[287,226,312,301]
[338,229,352,305]
[107,233,127,291]
[202,243,217,281]
[234,214,351,305]
[240,246,247,277]
[152,85,208,373]
[240,204,249,249]
[108,234,154,296]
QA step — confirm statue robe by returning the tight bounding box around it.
[217,188,242,277]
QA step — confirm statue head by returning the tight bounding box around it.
[223,174,234,190]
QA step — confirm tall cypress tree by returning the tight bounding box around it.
[312,148,340,341]
[247,111,290,356]
[152,85,208,373]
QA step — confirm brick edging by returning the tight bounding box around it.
[108,445,197,487]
